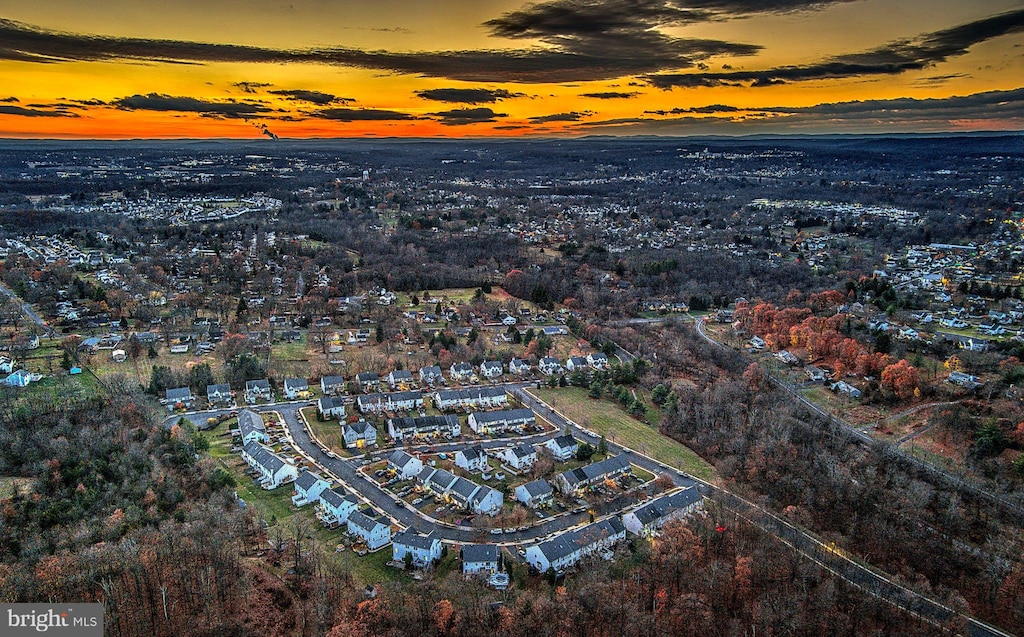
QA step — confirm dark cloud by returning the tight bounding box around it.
[429,107,507,125]
[233,81,272,93]
[493,124,532,130]
[580,91,639,99]
[113,93,272,118]
[646,8,1024,88]
[312,108,418,121]
[269,89,352,105]
[528,111,592,123]
[912,73,970,86]
[0,104,77,117]
[645,104,740,114]
[69,98,107,106]
[415,88,524,103]
[0,17,759,83]
[0,96,18,103]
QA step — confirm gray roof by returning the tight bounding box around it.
[166,387,192,401]
[393,529,438,551]
[481,360,502,371]
[558,455,631,489]
[320,486,357,509]
[243,441,287,474]
[426,468,457,492]
[246,378,271,390]
[237,409,266,439]
[470,485,500,506]
[295,468,327,491]
[284,377,308,391]
[419,365,443,378]
[461,544,500,563]
[347,509,386,533]
[449,477,481,501]
[417,466,437,483]
[357,372,379,382]
[534,518,625,564]
[550,434,578,450]
[389,369,413,380]
[520,479,552,498]
[451,362,474,374]
[510,444,535,459]
[344,420,375,436]
[206,383,231,397]
[435,386,506,402]
[318,396,346,412]
[321,375,346,388]
[458,446,484,462]
[388,449,418,470]
[470,408,534,425]
[388,415,459,434]
[629,487,702,526]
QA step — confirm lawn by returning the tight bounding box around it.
[269,337,312,379]
[300,406,347,453]
[529,387,717,482]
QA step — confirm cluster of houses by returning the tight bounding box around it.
[387,449,504,516]
[524,486,703,573]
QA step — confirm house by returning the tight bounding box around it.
[356,372,380,392]
[748,336,766,351]
[241,442,298,489]
[317,396,347,420]
[805,366,828,383]
[525,518,626,574]
[448,477,483,510]
[502,444,537,471]
[508,358,531,375]
[392,529,442,568]
[245,379,273,403]
[164,387,193,409]
[0,356,13,374]
[554,455,632,495]
[320,375,347,396]
[586,352,610,370]
[237,409,267,445]
[419,366,443,385]
[830,381,862,399]
[433,387,508,412]
[283,377,310,400]
[387,449,424,480]
[342,420,378,449]
[419,467,458,496]
[387,415,461,440]
[206,383,233,406]
[479,360,504,379]
[111,349,127,363]
[515,479,553,508]
[455,446,488,472]
[461,544,500,576]
[292,469,332,507]
[2,370,40,388]
[316,487,360,527]
[356,391,423,414]
[386,369,414,390]
[470,486,503,516]
[622,487,704,536]
[546,435,579,462]
[346,510,392,550]
[468,408,535,435]
[948,371,983,389]
[776,350,800,366]
[502,315,518,326]
[539,357,563,375]
[449,362,475,383]
[566,356,588,372]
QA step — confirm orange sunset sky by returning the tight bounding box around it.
[0,0,1022,138]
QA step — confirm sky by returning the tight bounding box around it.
[0,0,1022,138]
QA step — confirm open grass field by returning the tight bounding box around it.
[300,406,347,453]
[529,387,717,482]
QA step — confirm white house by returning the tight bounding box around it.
[455,446,488,472]
[206,383,233,406]
[525,518,626,573]
[502,444,537,471]
[387,415,461,440]
[539,357,563,375]
[449,362,475,383]
[386,369,414,390]
[245,379,273,403]
[346,510,392,550]
[292,469,332,507]
[356,372,380,392]
[508,358,531,375]
[387,449,424,479]
[515,479,553,508]
[948,371,983,389]
[317,396,347,420]
[317,487,360,527]
[342,420,378,449]
[237,409,268,445]
[448,476,483,510]
[470,486,503,516]
[468,408,534,435]
[433,387,508,412]
[479,360,504,379]
[356,391,423,415]
[586,352,609,370]
[164,387,193,409]
[392,529,442,568]
[283,377,310,399]
[554,455,631,495]
[419,366,443,385]
[622,487,703,537]
[546,435,579,462]
[320,375,346,396]
[241,442,298,489]
[419,467,458,496]
[461,544,500,576]
[566,356,588,372]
